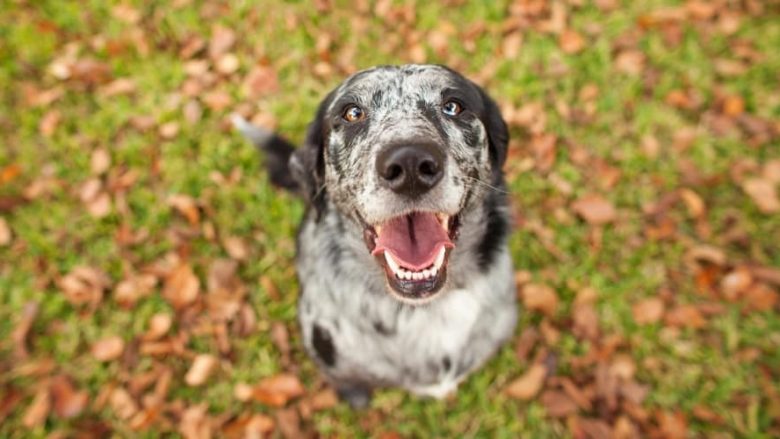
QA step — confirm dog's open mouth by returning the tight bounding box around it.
[364,212,460,302]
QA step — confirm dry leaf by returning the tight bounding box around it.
[12,301,38,359]
[185,354,218,387]
[50,375,88,419]
[163,263,200,309]
[242,65,279,98]
[58,266,111,309]
[99,78,136,97]
[559,29,585,54]
[180,403,212,439]
[506,363,547,400]
[223,236,249,260]
[251,373,305,407]
[572,194,617,225]
[720,268,752,301]
[244,414,275,438]
[39,110,61,137]
[632,297,665,324]
[144,313,172,340]
[22,387,50,428]
[614,50,645,75]
[90,148,111,175]
[215,53,240,75]
[110,387,138,420]
[742,177,780,213]
[0,217,11,246]
[168,194,200,225]
[114,273,157,307]
[657,411,688,439]
[91,336,125,362]
[744,283,778,312]
[540,390,578,417]
[209,26,236,59]
[521,283,558,317]
[665,305,706,329]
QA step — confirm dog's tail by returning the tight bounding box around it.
[231,114,300,192]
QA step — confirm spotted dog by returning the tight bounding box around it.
[235,64,517,407]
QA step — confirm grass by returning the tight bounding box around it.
[1,0,779,437]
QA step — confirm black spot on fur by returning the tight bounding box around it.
[312,323,336,367]
[476,191,509,271]
[372,90,384,108]
[373,320,395,336]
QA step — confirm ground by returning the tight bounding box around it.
[1,0,779,437]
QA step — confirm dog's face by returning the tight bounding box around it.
[291,65,508,304]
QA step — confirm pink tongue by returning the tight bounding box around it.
[372,212,453,270]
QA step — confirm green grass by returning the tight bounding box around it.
[1,0,779,437]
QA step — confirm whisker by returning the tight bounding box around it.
[462,176,511,195]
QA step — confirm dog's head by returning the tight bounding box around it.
[291,64,509,304]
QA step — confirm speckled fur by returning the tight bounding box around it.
[239,65,517,403]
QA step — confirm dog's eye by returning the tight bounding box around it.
[342,105,365,122]
[442,100,463,116]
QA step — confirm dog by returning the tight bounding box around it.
[234,64,517,407]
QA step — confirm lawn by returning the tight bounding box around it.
[1,0,779,437]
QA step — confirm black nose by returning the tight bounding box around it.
[376,143,445,198]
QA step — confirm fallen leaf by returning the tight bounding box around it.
[742,177,780,213]
[540,390,578,417]
[506,363,547,400]
[744,283,778,312]
[251,373,305,407]
[0,217,12,246]
[114,273,158,307]
[22,387,50,428]
[275,407,302,439]
[91,336,125,362]
[180,403,212,439]
[521,283,558,317]
[572,194,617,225]
[665,305,706,329]
[110,387,138,420]
[657,410,688,439]
[0,386,24,424]
[720,268,752,301]
[559,29,585,54]
[163,263,200,309]
[223,236,249,260]
[614,50,645,75]
[632,297,665,324]
[310,388,339,411]
[39,110,61,137]
[90,148,111,175]
[242,65,279,98]
[244,414,275,438]
[168,194,200,225]
[50,375,88,419]
[215,53,240,75]
[159,121,180,139]
[99,78,136,97]
[144,313,172,340]
[58,266,111,309]
[679,188,705,218]
[11,301,38,359]
[185,354,218,387]
[209,26,236,59]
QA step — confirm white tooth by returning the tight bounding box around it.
[384,252,400,275]
[413,272,423,281]
[402,271,411,281]
[430,266,438,276]
[422,269,431,279]
[434,247,446,269]
[439,214,450,231]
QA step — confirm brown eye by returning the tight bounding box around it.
[343,105,365,122]
[442,100,462,116]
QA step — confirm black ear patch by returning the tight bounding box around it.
[289,91,337,218]
[475,87,509,184]
[312,323,336,367]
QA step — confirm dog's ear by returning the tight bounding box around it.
[476,87,509,183]
[289,91,336,215]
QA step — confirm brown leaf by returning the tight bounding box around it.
[39,110,61,137]
[0,386,24,424]
[531,133,557,172]
[163,263,200,309]
[657,410,687,439]
[506,363,547,400]
[665,305,706,329]
[275,407,302,439]
[632,297,665,325]
[209,26,236,59]
[572,194,616,225]
[215,53,240,75]
[90,148,111,175]
[159,121,180,139]
[12,301,38,359]
[310,388,339,411]
[744,283,778,312]
[185,354,218,387]
[515,327,539,363]
[144,313,172,341]
[251,373,305,407]
[559,29,585,54]
[521,283,558,317]
[0,217,10,246]
[742,177,780,213]
[168,194,200,225]
[540,390,578,417]
[614,50,645,75]
[111,4,141,23]
[110,387,138,420]
[22,387,50,428]
[572,303,599,340]
[223,236,249,260]
[679,188,705,218]
[91,336,125,362]
[244,414,276,439]
[720,268,752,301]
[99,78,136,97]
[242,65,279,99]
[50,375,88,419]
[180,403,212,439]
[114,273,157,308]
[502,32,523,58]
[722,95,745,116]
[58,266,111,309]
